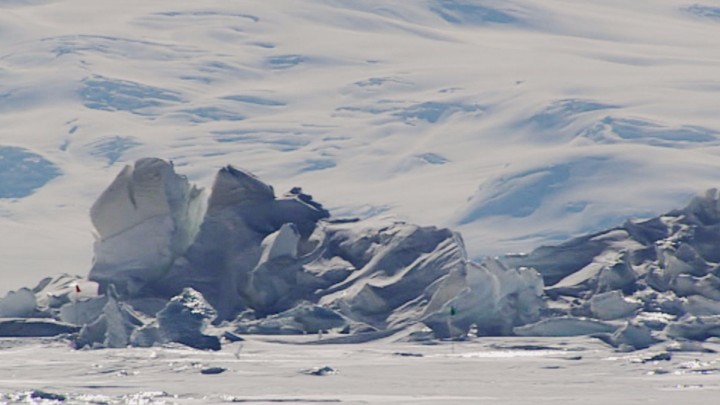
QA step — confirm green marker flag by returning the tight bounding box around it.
[449,306,457,316]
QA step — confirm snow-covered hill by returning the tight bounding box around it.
[3,0,720,293]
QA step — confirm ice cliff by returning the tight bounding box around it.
[3,158,720,352]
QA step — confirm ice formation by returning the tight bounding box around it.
[508,189,720,348]
[81,158,544,345]
[4,158,720,352]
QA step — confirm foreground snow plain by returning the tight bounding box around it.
[2,335,719,404]
[3,0,720,293]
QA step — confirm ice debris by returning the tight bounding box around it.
[81,158,544,345]
[508,188,720,349]
[6,159,720,351]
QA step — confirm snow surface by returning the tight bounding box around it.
[3,1,720,294]
[1,335,720,404]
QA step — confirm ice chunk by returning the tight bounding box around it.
[236,302,347,335]
[33,274,97,310]
[89,158,204,295]
[588,291,641,320]
[595,322,659,351]
[259,223,300,262]
[156,288,220,350]
[58,296,108,325]
[0,288,37,318]
[75,315,108,349]
[319,222,470,331]
[665,315,720,341]
[683,295,720,316]
[103,293,143,348]
[148,165,328,320]
[514,317,616,337]
[74,288,145,349]
[206,165,274,209]
[507,189,720,345]
[424,259,544,337]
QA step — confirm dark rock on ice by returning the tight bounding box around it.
[200,367,226,375]
[300,365,337,376]
[222,331,245,342]
[30,390,66,402]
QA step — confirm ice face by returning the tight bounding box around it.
[83,159,547,340]
[89,158,204,295]
[423,258,544,337]
[141,163,329,320]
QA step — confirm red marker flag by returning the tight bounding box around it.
[75,285,81,293]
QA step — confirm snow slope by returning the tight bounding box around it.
[3,0,720,293]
